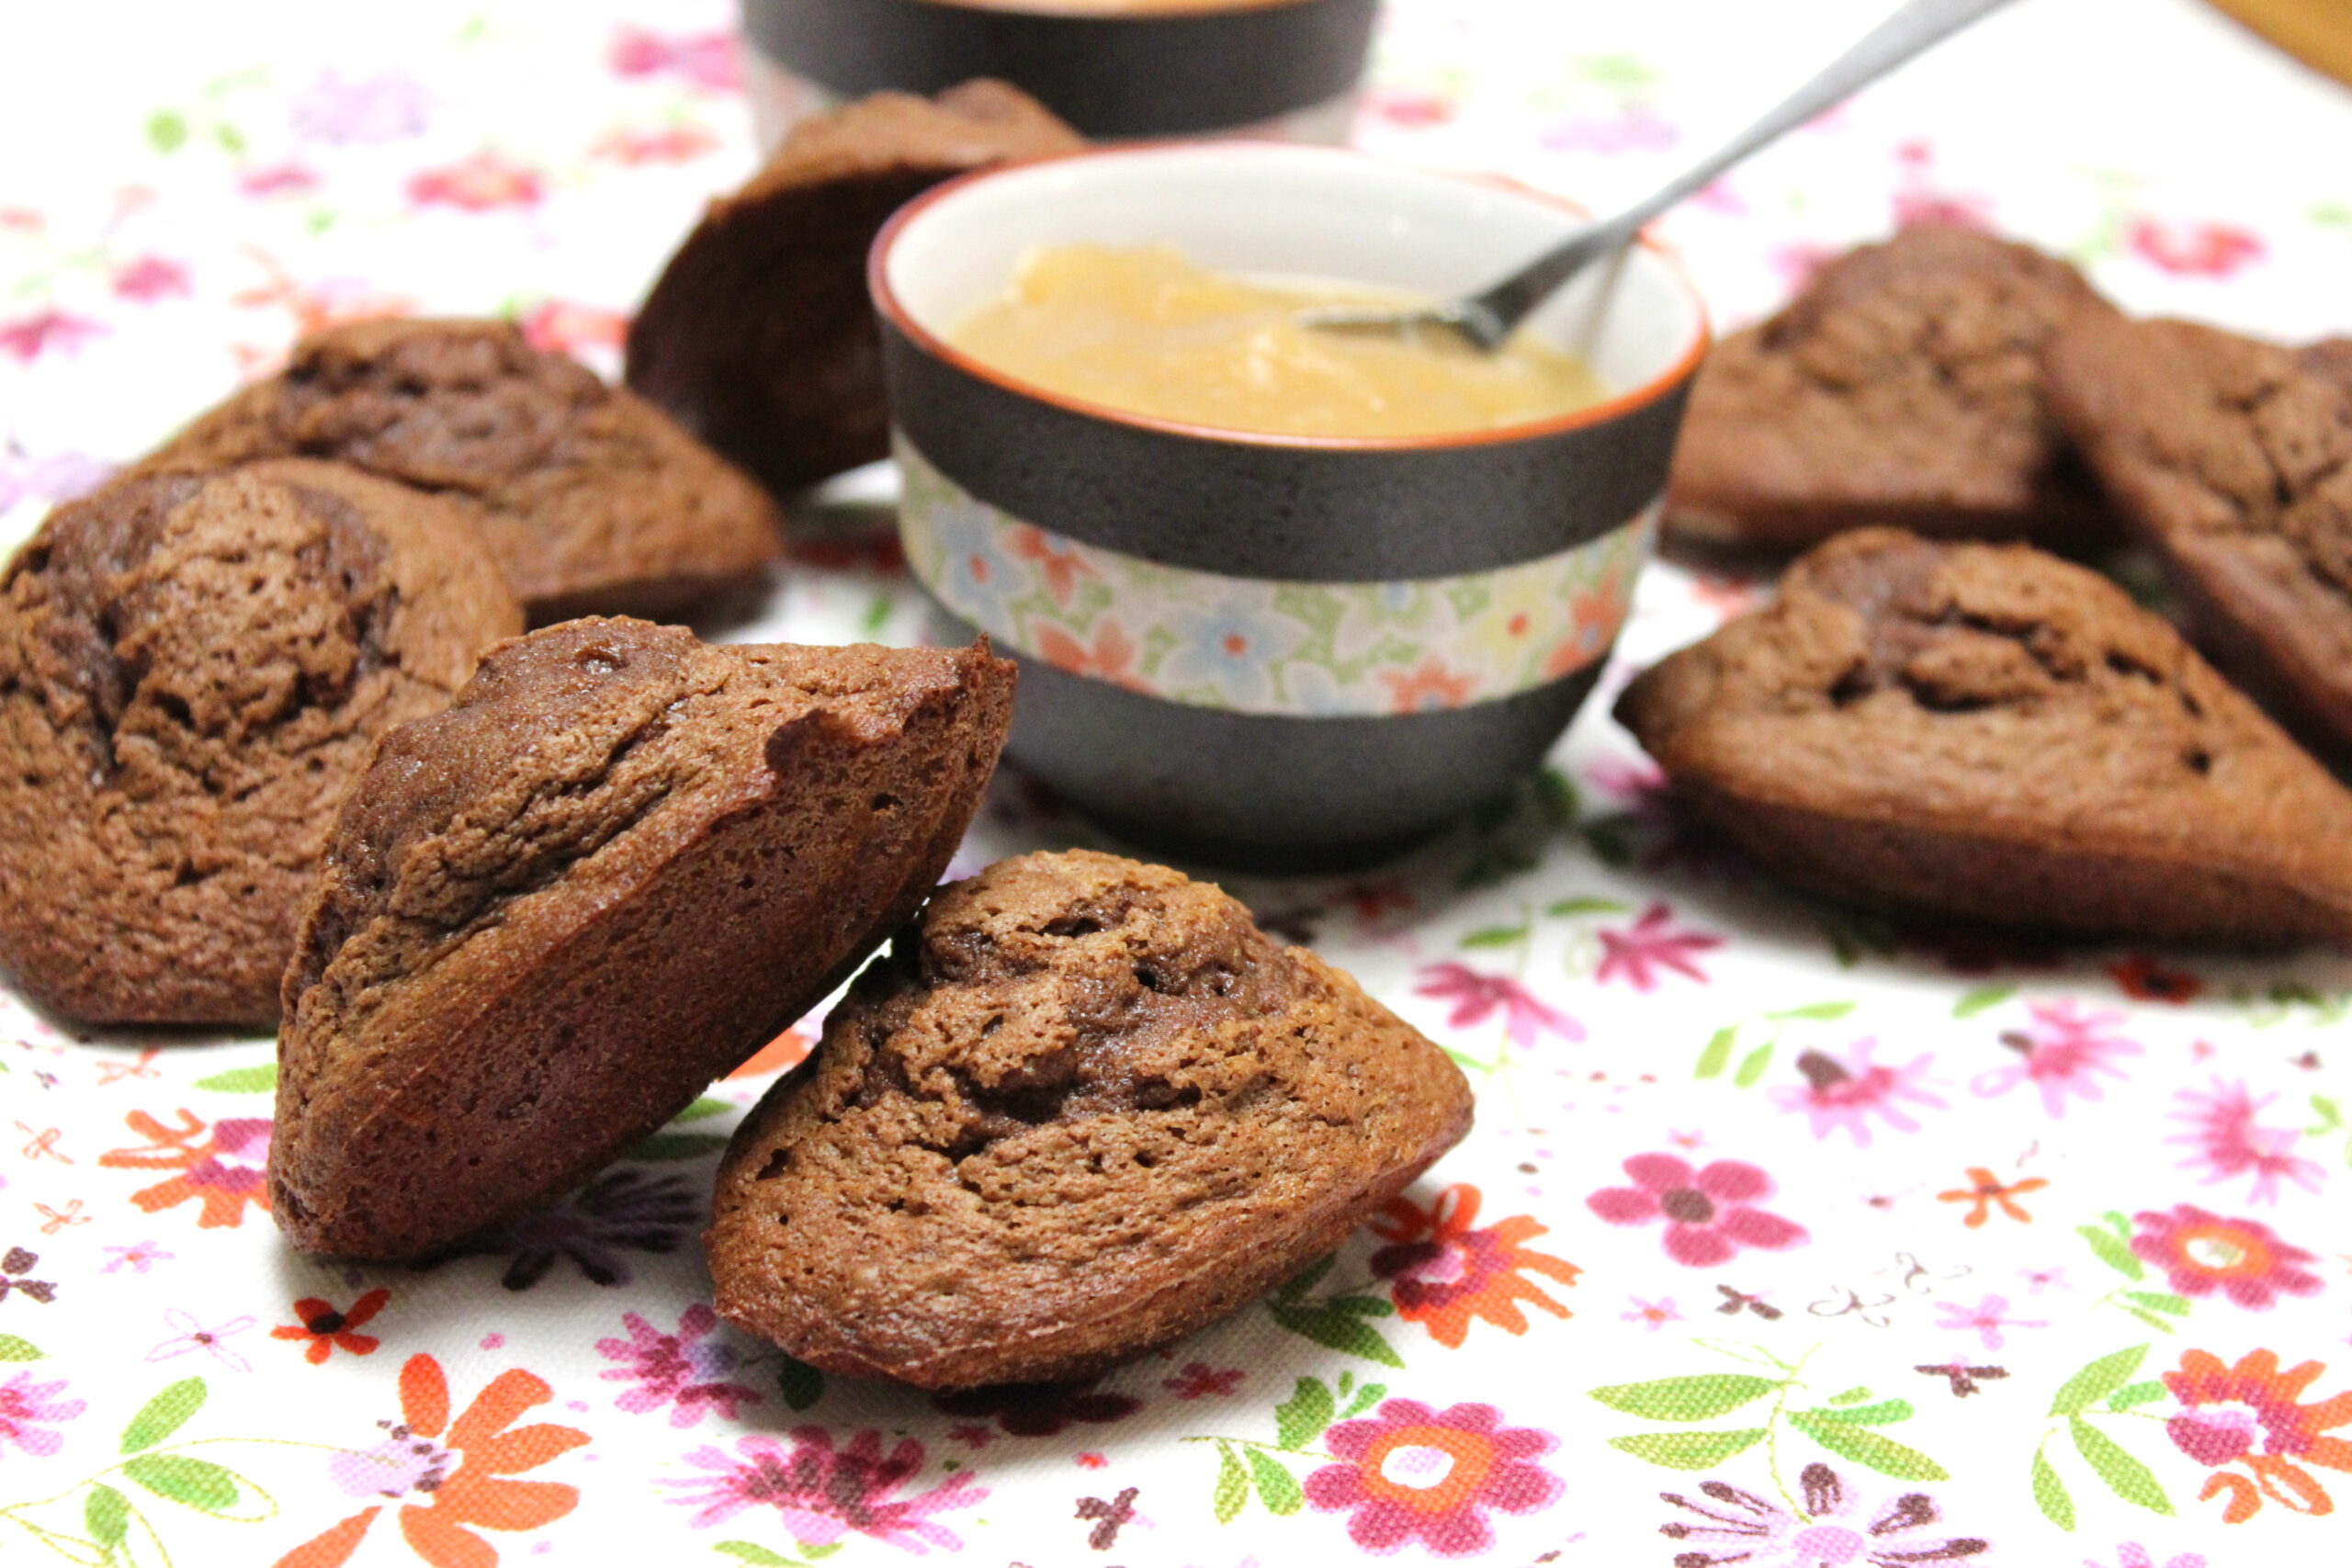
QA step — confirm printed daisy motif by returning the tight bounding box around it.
[1369,1183,1582,1347]
[1972,1000,2143,1117]
[289,69,430,144]
[97,1110,271,1228]
[0,1247,55,1305]
[420,1168,699,1290]
[1593,902,1723,991]
[147,1308,257,1371]
[0,1369,85,1459]
[594,1304,762,1427]
[273,1289,391,1364]
[276,1354,588,1568]
[2162,1348,2352,1521]
[2167,1079,2324,1205]
[1413,964,1586,1049]
[1304,1398,1563,1557]
[1937,1167,2047,1228]
[2129,1206,2323,1311]
[1769,1039,1944,1145]
[1586,1154,1806,1267]
[1930,1292,2045,1352]
[2092,1547,2206,1568]
[932,1380,1140,1438]
[1657,1463,1986,1564]
[663,1428,986,1551]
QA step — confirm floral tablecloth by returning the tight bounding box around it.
[4,3,2351,1565]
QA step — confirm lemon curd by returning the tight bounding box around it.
[945,243,1609,439]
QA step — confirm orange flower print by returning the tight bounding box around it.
[1936,1167,2046,1228]
[276,1353,588,1568]
[98,1110,271,1228]
[2163,1348,2352,1521]
[1035,618,1143,691]
[1377,655,1478,714]
[1370,1185,1580,1347]
[1008,525,1095,604]
[274,1289,392,1364]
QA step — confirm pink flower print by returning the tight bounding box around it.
[291,70,429,143]
[2091,1547,2206,1568]
[0,1370,84,1459]
[589,123,721,165]
[1413,964,1585,1048]
[1932,1292,2045,1352]
[145,1308,256,1371]
[1538,108,1680,154]
[99,1241,171,1274]
[1162,1362,1244,1400]
[407,151,545,212]
[519,299,627,357]
[1623,1295,1680,1331]
[2129,1205,2323,1311]
[1593,903,1722,990]
[111,254,190,302]
[237,163,321,200]
[662,1429,985,1551]
[1770,1039,1943,1145]
[1586,1154,1807,1268]
[1890,141,1993,231]
[0,310,107,364]
[595,1304,762,1427]
[2168,1079,2324,1205]
[2128,216,2264,278]
[1972,999,2142,1117]
[608,27,741,93]
[1304,1399,1563,1556]
[1660,1463,1985,1564]
[1360,85,1456,130]
[0,449,113,511]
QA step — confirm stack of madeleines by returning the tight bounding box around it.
[0,79,1487,1389]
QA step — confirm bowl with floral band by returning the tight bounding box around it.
[869,141,1710,869]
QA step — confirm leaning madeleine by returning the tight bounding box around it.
[707,849,1475,1388]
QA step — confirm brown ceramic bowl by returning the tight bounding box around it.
[871,142,1709,870]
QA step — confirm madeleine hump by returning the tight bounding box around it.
[707,849,1475,1388]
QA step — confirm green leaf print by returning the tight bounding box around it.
[2077,1222,2144,1281]
[85,1484,130,1549]
[1276,1255,1337,1302]
[1785,1413,1948,1481]
[1546,897,1629,918]
[0,1335,41,1361]
[2049,1347,2148,1417]
[146,109,187,152]
[1339,1382,1386,1420]
[1273,1377,1337,1450]
[1212,1443,1250,1523]
[1588,1374,1781,1422]
[1764,1000,1854,1022]
[2030,1450,2076,1531]
[1460,925,1530,950]
[1733,1044,1774,1089]
[1246,1449,1304,1516]
[1266,1303,1404,1368]
[1952,984,2016,1020]
[775,1357,824,1413]
[120,1379,206,1453]
[1800,1399,1913,1427]
[627,1133,731,1162]
[673,1097,734,1122]
[193,1064,276,1093]
[1694,1026,1736,1079]
[121,1454,241,1513]
[1533,768,1580,829]
[2121,1292,2190,1316]
[713,1543,799,1566]
[2068,1418,2174,1515]
[1825,1386,1873,1407]
[1607,1428,1768,1470]
[2107,1381,2166,1410]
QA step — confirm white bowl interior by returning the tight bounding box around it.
[880,142,1705,400]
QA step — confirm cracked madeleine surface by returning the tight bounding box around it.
[1615,528,2352,942]
[143,317,784,622]
[272,617,1013,1260]
[2044,314,2352,758]
[707,850,1474,1389]
[1666,226,2116,550]
[0,460,520,1025]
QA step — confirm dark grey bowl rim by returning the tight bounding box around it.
[867,141,1713,455]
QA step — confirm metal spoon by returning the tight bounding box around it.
[1301,0,2023,351]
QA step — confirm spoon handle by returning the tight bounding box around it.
[1470,0,2023,338]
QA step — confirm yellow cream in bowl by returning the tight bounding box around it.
[946,243,1609,438]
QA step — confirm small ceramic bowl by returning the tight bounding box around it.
[739,0,1374,149]
[870,141,1709,870]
